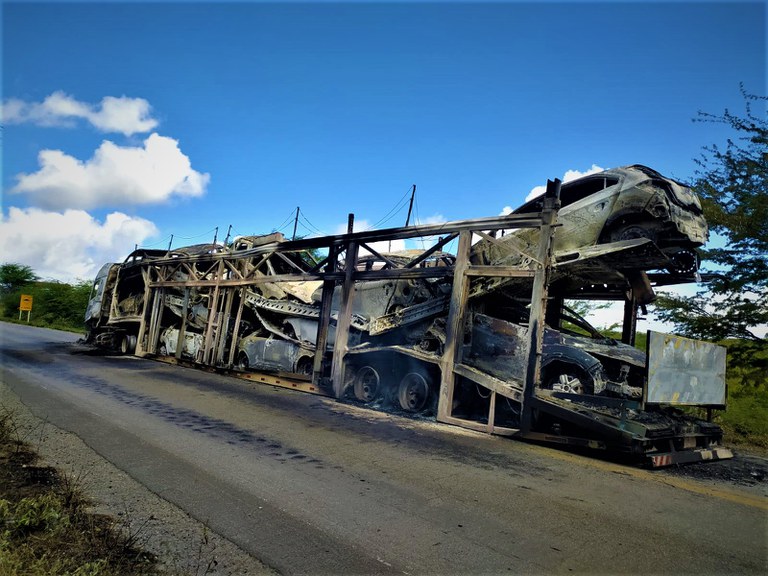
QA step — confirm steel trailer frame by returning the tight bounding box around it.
[131,182,563,438]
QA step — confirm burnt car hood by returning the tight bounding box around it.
[546,329,646,368]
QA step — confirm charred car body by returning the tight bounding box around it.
[84,166,731,466]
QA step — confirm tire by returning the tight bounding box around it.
[237,352,250,371]
[666,248,699,275]
[353,366,381,403]
[119,334,137,355]
[397,371,431,412]
[606,221,659,244]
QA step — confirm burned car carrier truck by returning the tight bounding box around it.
[85,165,733,467]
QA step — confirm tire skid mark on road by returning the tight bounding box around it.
[2,346,319,465]
[93,352,550,477]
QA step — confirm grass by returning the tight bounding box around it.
[1,315,86,335]
[0,406,158,576]
[716,389,768,450]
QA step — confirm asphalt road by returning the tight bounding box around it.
[1,322,766,575]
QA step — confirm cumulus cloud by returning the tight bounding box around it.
[10,133,210,210]
[1,91,158,135]
[414,213,447,227]
[0,207,158,282]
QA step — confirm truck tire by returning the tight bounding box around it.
[119,334,137,355]
[353,366,381,403]
[398,371,431,412]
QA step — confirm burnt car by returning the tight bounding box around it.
[467,303,645,400]
[473,165,708,278]
[517,164,707,274]
[540,305,644,398]
[236,334,315,376]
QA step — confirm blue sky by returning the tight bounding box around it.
[1,1,765,284]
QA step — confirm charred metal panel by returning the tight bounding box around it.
[646,331,726,406]
[464,314,529,383]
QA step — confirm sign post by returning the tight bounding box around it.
[19,294,33,323]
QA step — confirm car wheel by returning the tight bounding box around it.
[666,248,699,275]
[544,369,593,395]
[607,221,659,244]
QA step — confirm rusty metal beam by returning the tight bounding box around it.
[142,214,546,269]
[331,241,359,398]
[465,266,536,278]
[437,230,472,422]
[227,288,246,368]
[520,179,561,433]
[313,245,337,384]
[358,243,400,269]
[175,287,190,360]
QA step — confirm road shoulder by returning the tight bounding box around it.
[0,380,275,575]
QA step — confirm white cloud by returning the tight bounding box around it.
[332,214,449,256]
[332,219,406,254]
[523,164,606,202]
[414,213,447,227]
[0,207,158,282]
[1,91,158,135]
[11,133,210,210]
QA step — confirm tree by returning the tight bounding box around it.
[654,88,767,344]
[0,263,38,294]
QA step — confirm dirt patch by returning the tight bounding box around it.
[0,413,158,575]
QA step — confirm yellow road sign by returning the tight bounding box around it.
[19,294,33,311]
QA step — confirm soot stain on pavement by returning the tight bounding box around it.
[13,345,318,465]
[32,342,544,476]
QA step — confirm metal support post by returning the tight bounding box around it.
[175,287,190,360]
[331,241,359,398]
[622,295,638,346]
[313,246,337,384]
[520,179,561,434]
[437,230,472,421]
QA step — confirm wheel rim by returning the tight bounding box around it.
[398,372,430,412]
[553,373,584,395]
[354,366,381,402]
[238,352,249,371]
